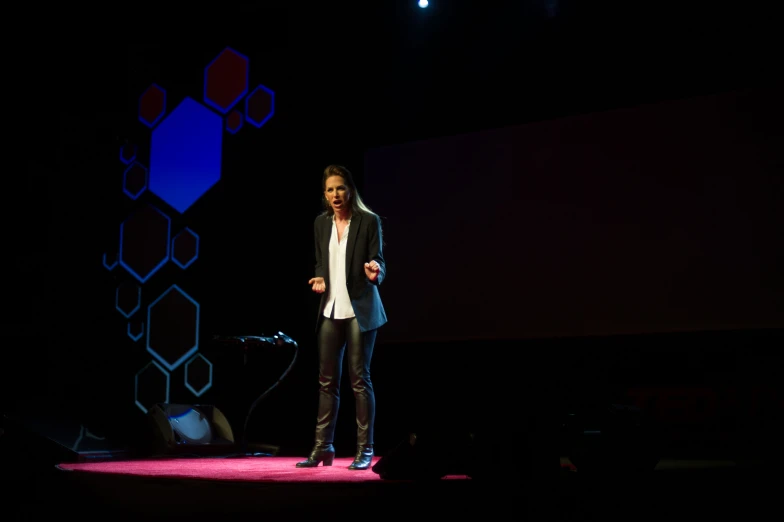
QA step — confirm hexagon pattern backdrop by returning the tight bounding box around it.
[103,47,275,414]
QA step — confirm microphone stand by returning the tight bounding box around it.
[211,332,299,457]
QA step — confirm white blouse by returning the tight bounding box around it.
[323,217,355,319]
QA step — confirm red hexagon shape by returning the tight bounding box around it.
[245,85,275,128]
[204,48,249,115]
[226,110,243,134]
[120,143,137,164]
[139,84,166,128]
[123,162,148,200]
[119,204,171,284]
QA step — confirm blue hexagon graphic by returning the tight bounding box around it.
[102,252,118,270]
[119,204,171,284]
[116,281,141,318]
[146,284,200,372]
[123,161,148,200]
[134,360,170,414]
[149,96,223,214]
[184,353,213,397]
[245,85,275,128]
[226,110,243,134]
[172,228,200,269]
[120,143,137,165]
[128,320,144,342]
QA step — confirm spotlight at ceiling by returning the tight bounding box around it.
[418,0,428,8]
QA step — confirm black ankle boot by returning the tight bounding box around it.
[296,443,336,468]
[348,445,373,470]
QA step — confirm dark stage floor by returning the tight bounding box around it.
[3,454,777,521]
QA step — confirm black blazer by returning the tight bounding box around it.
[313,210,387,333]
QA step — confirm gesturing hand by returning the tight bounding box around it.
[308,277,326,293]
[364,260,380,282]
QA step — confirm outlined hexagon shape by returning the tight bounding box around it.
[116,281,141,318]
[172,227,200,269]
[226,110,243,134]
[128,319,144,342]
[120,143,137,164]
[184,353,213,397]
[119,204,171,284]
[245,84,275,128]
[204,47,249,115]
[146,284,200,372]
[134,360,170,414]
[149,96,223,214]
[139,84,167,128]
[123,162,148,200]
[103,252,118,270]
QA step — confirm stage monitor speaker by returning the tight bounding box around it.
[563,403,661,475]
[146,403,235,456]
[372,430,474,480]
[1,411,131,474]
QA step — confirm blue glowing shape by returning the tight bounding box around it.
[245,85,275,128]
[123,162,148,200]
[203,47,249,115]
[134,360,170,414]
[149,97,223,214]
[146,284,200,372]
[139,84,167,128]
[120,143,137,165]
[119,204,172,284]
[184,353,213,397]
[103,252,118,270]
[115,281,141,318]
[172,227,200,269]
[128,320,144,342]
[226,110,243,134]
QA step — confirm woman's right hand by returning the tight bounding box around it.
[308,277,326,293]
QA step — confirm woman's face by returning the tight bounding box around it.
[324,175,351,212]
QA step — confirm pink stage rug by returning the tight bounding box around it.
[58,456,471,483]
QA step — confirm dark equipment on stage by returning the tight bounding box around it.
[372,431,463,481]
[210,332,299,456]
[147,403,235,456]
[561,403,661,474]
[2,411,132,465]
[146,332,298,457]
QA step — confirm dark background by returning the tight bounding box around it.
[366,85,783,343]
[4,1,783,459]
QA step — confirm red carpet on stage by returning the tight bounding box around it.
[57,456,471,483]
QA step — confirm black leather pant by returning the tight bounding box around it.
[314,316,377,447]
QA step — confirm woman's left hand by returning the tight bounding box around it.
[364,260,380,281]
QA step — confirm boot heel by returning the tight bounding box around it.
[348,445,374,470]
[296,443,336,468]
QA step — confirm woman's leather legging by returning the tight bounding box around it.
[314,317,377,447]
